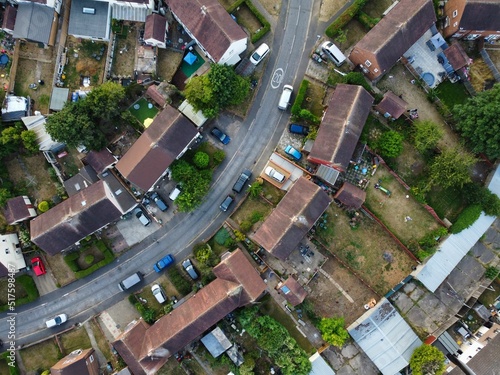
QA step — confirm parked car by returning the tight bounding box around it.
[321,41,346,66]
[169,185,182,201]
[46,313,67,328]
[135,208,151,226]
[284,145,302,160]
[288,123,309,135]
[250,43,270,65]
[182,259,199,280]
[232,169,252,193]
[210,127,230,145]
[151,192,168,211]
[265,166,285,183]
[151,284,167,304]
[31,257,46,276]
[153,254,174,273]
[220,195,235,212]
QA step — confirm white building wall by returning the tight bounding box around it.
[0,234,26,273]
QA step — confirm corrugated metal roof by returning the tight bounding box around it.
[112,3,150,22]
[315,164,340,186]
[415,164,500,292]
[309,352,336,375]
[348,298,422,375]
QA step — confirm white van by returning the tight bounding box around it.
[169,186,181,201]
[278,85,293,110]
[321,41,346,66]
[118,272,143,291]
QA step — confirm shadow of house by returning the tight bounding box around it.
[349,0,436,81]
[113,249,266,375]
[252,177,331,261]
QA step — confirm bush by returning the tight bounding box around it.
[64,252,81,272]
[298,109,320,124]
[194,243,214,265]
[227,0,270,43]
[291,80,309,116]
[342,72,373,94]
[168,267,192,296]
[84,254,95,265]
[240,220,253,232]
[38,201,49,212]
[450,205,482,234]
[250,211,263,224]
[485,266,499,280]
[376,131,404,158]
[325,0,367,38]
[356,11,379,29]
[213,149,226,166]
[65,240,115,279]
[193,151,210,169]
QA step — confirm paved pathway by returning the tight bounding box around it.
[83,321,107,367]
[318,268,354,303]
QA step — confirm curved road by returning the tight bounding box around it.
[1,0,320,348]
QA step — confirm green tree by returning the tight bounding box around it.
[21,130,39,154]
[170,160,212,211]
[0,188,12,207]
[193,151,209,169]
[376,130,404,158]
[426,148,477,191]
[410,344,445,375]
[453,83,500,159]
[412,120,443,153]
[248,181,263,198]
[45,101,106,150]
[84,81,125,120]
[485,266,499,280]
[194,243,213,265]
[183,64,250,118]
[0,124,23,157]
[213,149,225,165]
[318,317,349,347]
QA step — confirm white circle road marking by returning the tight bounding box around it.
[271,68,284,89]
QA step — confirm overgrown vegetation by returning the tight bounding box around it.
[227,0,271,43]
[450,205,482,234]
[318,317,349,347]
[0,275,39,312]
[325,0,367,38]
[167,266,192,296]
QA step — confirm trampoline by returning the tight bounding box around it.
[421,72,435,87]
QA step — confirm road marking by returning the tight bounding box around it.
[271,68,284,89]
[318,268,354,303]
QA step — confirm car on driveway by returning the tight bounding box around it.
[182,259,199,280]
[288,123,309,135]
[151,192,168,211]
[46,313,67,328]
[153,254,174,272]
[31,257,46,276]
[210,127,230,145]
[135,209,151,226]
[151,284,167,304]
[265,166,286,183]
[250,43,270,65]
[284,145,302,160]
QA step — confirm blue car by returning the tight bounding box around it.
[153,254,174,272]
[285,145,302,160]
[210,127,230,145]
[71,92,79,102]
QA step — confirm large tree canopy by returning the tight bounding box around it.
[426,147,477,191]
[45,82,125,150]
[412,120,443,153]
[410,344,445,375]
[318,317,350,347]
[183,64,250,118]
[453,83,500,159]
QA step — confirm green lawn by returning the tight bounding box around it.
[425,186,466,222]
[436,80,470,110]
[129,98,159,124]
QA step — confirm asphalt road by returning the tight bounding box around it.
[0,0,318,348]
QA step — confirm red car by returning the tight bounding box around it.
[31,257,46,276]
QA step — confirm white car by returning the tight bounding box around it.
[250,43,270,65]
[151,284,167,304]
[46,313,67,328]
[265,166,285,183]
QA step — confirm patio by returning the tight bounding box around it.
[181,48,205,77]
[404,29,448,88]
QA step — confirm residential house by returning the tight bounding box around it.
[279,277,307,306]
[82,148,117,175]
[440,0,500,40]
[145,85,166,108]
[3,196,37,225]
[63,165,100,197]
[308,84,374,174]
[50,348,99,375]
[68,0,111,41]
[166,0,247,65]
[252,177,331,261]
[112,0,153,22]
[113,249,266,375]
[30,180,127,255]
[349,0,436,81]
[144,13,168,49]
[1,95,30,122]
[375,91,408,120]
[22,115,65,152]
[0,233,26,278]
[333,182,366,210]
[115,105,200,192]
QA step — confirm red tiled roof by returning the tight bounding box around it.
[333,182,366,209]
[144,13,167,45]
[166,0,247,62]
[281,277,307,306]
[375,91,407,119]
[83,148,117,174]
[443,43,470,71]
[3,196,34,225]
[145,85,166,107]
[253,177,331,260]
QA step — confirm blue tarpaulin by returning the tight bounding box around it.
[184,52,197,65]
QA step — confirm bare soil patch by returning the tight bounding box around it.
[362,0,394,18]
[157,49,183,83]
[316,205,416,294]
[111,23,139,78]
[364,165,441,244]
[308,256,378,325]
[487,48,500,69]
[65,36,108,89]
[342,19,369,51]
[320,0,350,22]
[44,253,77,287]
[5,154,58,204]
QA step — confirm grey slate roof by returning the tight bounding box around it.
[460,0,500,32]
[68,0,110,39]
[13,2,54,44]
[63,165,99,197]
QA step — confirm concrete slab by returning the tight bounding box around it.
[483,227,500,246]
[406,305,438,334]
[336,365,357,375]
[32,270,58,296]
[116,214,160,247]
[409,286,426,302]
[101,298,140,339]
[403,282,416,294]
[393,292,414,314]
[322,347,344,370]
[340,343,358,359]
[471,242,496,264]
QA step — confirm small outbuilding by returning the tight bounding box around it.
[375,91,408,120]
[201,327,232,358]
[333,182,366,210]
[50,87,69,111]
[280,277,308,306]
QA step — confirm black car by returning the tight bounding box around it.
[210,127,230,145]
[220,195,234,212]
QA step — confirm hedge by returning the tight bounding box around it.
[450,204,482,234]
[0,352,21,375]
[227,0,270,43]
[63,240,115,279]
[356,11,380,30]
[0,275,40,312]
[325,0,367,38]
[64,252,80,272]
[291,80,310,116]
[167,266,192,296]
